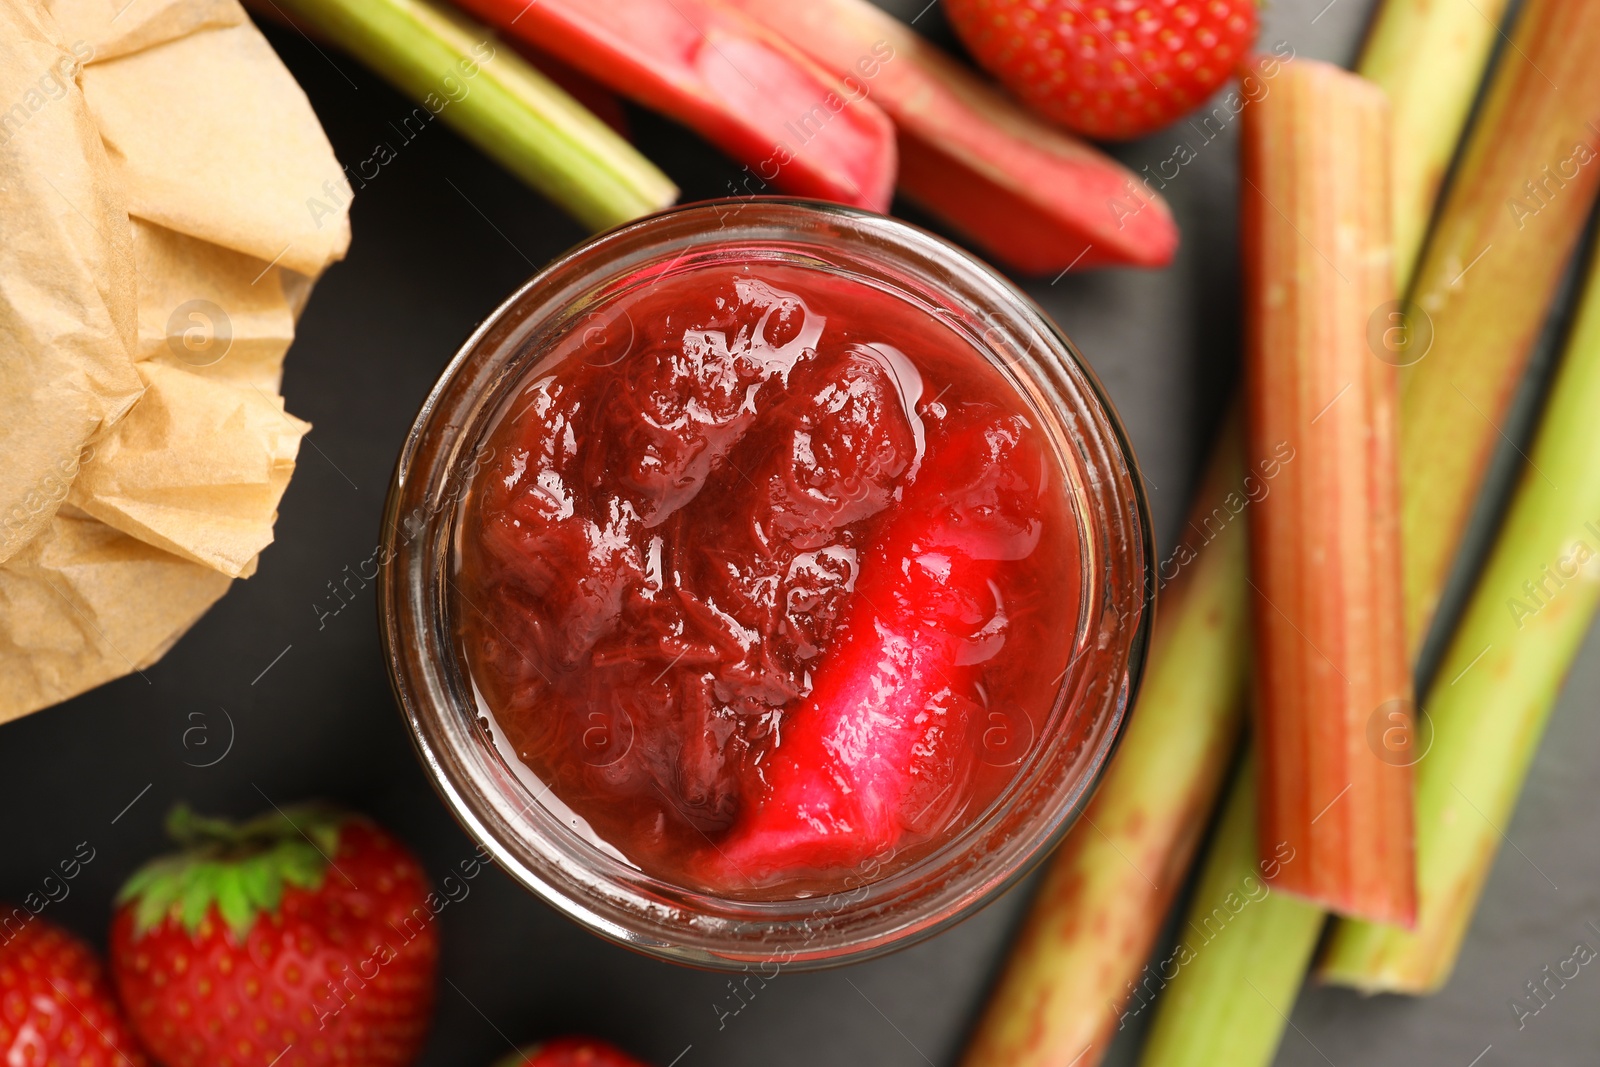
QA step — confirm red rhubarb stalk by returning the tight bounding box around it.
[722,0,1178,273]
[454,0,897,210]
[1242,56,1414,924]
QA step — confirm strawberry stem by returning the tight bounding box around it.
[119,805,346,941]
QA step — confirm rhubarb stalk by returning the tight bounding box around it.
[1321,239,1600,993]
[969,0,1579,1060]
[1357,0,1513,282]
[1139,0,1600,1058]
[452,0,898,211]
[959,418,1251,1067]
[1397,0,1600,645]
[1134,759,1324,1067]
[722,0,1178,273]
[1242,58,1414,924]
[266,0,677,230]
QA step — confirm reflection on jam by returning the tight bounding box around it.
[456,263,1081,896]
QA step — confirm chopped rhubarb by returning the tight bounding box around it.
[454,0,897,210]
[710,415,1044,883]
[1113,2,1596,1056]
[456,260,1080,894]
[723,0,1178,273]
[1242,57,1415,925]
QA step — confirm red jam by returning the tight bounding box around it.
[455,261,1081,896]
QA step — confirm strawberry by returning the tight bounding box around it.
[495,1036,653,1066]
[944,0,1258,140]
[0,915,148,1067]
[109,806,439,1067]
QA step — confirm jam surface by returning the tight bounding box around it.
[455,261,1082,896]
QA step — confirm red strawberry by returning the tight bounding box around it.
[945,0,1258,140]
[495,1036,653,1066]
[109,805,440,1067]
[0,915,148,1067]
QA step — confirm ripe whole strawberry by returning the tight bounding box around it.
[945,0,1259,140]
[496,1037,653,1067]
[109,805,440,1067]
[0,915,148,1067]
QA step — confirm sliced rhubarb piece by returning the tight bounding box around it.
[711,415,1043,884]
[980,3,1541,1062]
[454,0,897,210]
[1121,4,1597,1053]
[1243,57,1415,925]
[723,0,1177,273]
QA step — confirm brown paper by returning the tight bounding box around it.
[0,0,350,722]
[0,511,234,717]
[131,218,297,393]
[0,0,141,563]
[47,0,242,64]
[81,13,352,274]
[68,361,309,578]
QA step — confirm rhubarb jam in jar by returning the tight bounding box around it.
[381,200,1151,968]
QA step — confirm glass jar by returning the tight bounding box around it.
[378,199,1153,970]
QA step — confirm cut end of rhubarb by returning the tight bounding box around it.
[897,132,1178,274]
[723,0,1178,273]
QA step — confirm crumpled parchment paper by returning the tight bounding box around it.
[0,0,350,721]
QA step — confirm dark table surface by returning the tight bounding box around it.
[5,0,1598,1064]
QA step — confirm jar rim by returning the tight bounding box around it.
[379,198,1154,970]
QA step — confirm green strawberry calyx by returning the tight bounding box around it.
[117,803,347,942]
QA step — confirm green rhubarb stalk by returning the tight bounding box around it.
[267,0,677,230]
[1135,760,1323,1067]
[960,417,1251,1067]
[1357,0,1512,283]
[1395,0,1600,646]
[1321,237,1600,993]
